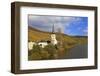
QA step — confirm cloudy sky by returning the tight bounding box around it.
[28,15,88,36]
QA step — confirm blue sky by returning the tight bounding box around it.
[28,15,88,36]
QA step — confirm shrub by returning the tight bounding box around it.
[44,44,58,59]
[40,50,50,59]
[32,45,42,52]
[28,52,42,60]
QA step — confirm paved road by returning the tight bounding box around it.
[62,44,88,59]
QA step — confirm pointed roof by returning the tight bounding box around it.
[52,24,55,34]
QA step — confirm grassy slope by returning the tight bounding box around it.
[28,26,51,41]
[28,26,87,48]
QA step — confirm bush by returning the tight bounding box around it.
[40,50,50,59]
[44,44,58,59]
[28,44,59,60]
[28,45,43,60]
[28,52,42,60]
[32,45,42,52]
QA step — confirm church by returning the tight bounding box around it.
[51,24,58,45]
[28,25,58,50]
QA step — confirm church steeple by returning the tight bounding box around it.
[51,24,57,45]
[52,24,55,34]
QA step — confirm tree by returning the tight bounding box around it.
[44,44,58,59]
[28,45,42,60]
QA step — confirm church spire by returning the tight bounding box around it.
[52,24,55,33]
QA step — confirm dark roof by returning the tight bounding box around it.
[39,40,49,42]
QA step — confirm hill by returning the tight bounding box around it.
[28,26,87,49]
[28,26,88,60]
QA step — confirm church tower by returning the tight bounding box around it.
[51,24,57,45]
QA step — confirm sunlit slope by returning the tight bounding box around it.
[28,26,87,46]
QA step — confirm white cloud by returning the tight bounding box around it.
[28,15,83,33]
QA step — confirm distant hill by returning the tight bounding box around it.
[71,36,88,38]
[28,26,87,48]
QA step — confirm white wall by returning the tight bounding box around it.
[0,0,100,76]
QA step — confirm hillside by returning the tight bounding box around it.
[28,26,88,60]
[28,26,51,41]
[28,26,87,49]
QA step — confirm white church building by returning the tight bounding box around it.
[28,25,58,50]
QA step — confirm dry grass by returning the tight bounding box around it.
[28,26,87,48]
